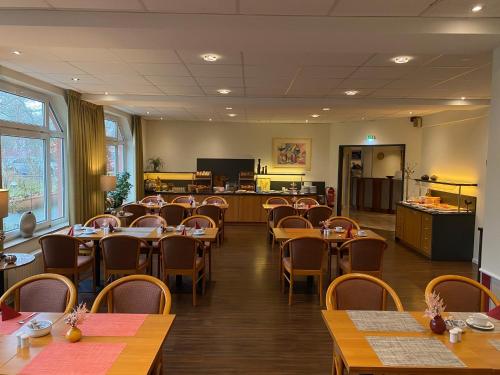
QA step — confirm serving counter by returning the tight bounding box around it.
[149,191,320,223]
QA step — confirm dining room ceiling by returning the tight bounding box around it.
[0,0,498,123]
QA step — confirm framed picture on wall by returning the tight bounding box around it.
[272,138,312,170]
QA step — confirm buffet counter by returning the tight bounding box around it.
[149,191,320,223]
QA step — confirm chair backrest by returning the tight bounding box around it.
[90,275,171,315]
[296,197,319,206]
[266,197,289,205]
[159,235,200,270]
[425,275,500,312]
[39,234,79,270]
[277,215,313,229]
[141,195,162,204]
[270,205,297,227]
[327,216,360,230]
[84,214,121,228]
[181,215,216,228]
[195,204,222,226]
[0,273,76,313]
[100,235,143,271]
[305,205,333,227]
[326,273,404,311]
[171,195,191,203]
[159,204,187,226]
[284,236,327,271]
[203,196,227,205]
[122,203,148,223]
[341,238,387,273]
[130,214,167,228]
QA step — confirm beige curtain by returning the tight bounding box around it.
[132,115,144,200]
[67,90,106,224]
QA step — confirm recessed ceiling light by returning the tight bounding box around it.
[146,111,150,115]
[225,107,232,110]
[461,96,466,100]
[72,77,80,82]
[472,4,483,12]
[409,111,413,114]
[12,50,21,55]
[217,89,231,95]
[311,114,320,118]
[361,117,366,120]
[228,113,237,117]
[344,90,359,96]
[306,119,309,123]
[160,117,163,120]
[392,56,412,64]
[104,92,109,95]
[202,54,220,62]
[322,107,331,111]
[209,118,213,122]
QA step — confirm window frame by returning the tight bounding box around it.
[0,80,67,240]
[104,114,126,176]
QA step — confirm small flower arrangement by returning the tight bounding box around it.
[64,302,88,328]
[320,217,333,229]
[424,291,446,319]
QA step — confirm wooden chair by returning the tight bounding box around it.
[277,215,313,229]
[265,197,289,205]
[425,275,499,312]
[159,235,206,306]
[130,215,167,277]
[84,214,121,228]
[326,273,403,375]
[159,203,187,226]
[0,273,76,313]
[327,216,360,231]
[268,205,298,243]
[39,234,95,294]
[296,197,319,206]
[195,204,224,246]
[122,203,148,224]
[91,274,171,315]
[181,215,216,280]
[281,236,328,305]
[99,235,151,283]
[337,238,387,278]
[141,195,163,204]
[304,205,333,228]
[171,195,191,204]
[203,196,227,205]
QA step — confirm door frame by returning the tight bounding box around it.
[337,144,406,216]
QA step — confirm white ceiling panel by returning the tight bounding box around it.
[196,76,243,86]
[246,87,286,96]
[287,87,331,97]
[300,66,357,78]
[329,89,374,97]
[349,67,415,80]
[331,0,435,16]
[426,53,491,67]
[339,78,392,89]
[48,47,120,62]
[421,0,500,17]
[239,0,335,16]
[144,75,198,86]
[158,86,205,96]
[95,74,150,85]
[0,0,49,8]
[114,84,163,95]
[245,77,291,88]
[71,61,136,75]
[365,54,438,67]
[0,47,60,61]
[8,61,86,74]
[111,49,180,64]
[410,67,473,80]
[202,86,244,96]
[142,0,236,13]
[177,50,241,65]
[46,0,144,11]
[460,67,492,81]
[188,64,242,77]
[244,65,298,78]
[131,63,191,76]
[383,79,442,89]
[44,73,103,84]
[244,52,372,67]
[291,77,343,88]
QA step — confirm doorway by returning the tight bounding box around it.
[337,144,405,231]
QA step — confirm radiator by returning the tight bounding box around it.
[5,250,44,289]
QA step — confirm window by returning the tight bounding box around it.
[105,116,125,176]
[0,84,66,237]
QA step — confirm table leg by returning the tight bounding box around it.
[0,271,4,296]
[94,240,101,289]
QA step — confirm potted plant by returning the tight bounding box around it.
[107,172,133,209]
[148,157,164,172]
[64,302,88,343]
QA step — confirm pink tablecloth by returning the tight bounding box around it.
[0,312,36,335]
[19,342,126,375]
[79,313,147,336]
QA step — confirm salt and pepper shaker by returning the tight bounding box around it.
[17,333,30,348]
[449,327,462,343]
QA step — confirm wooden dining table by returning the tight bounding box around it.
[56,226,219,288]
[262,203,315,211]
[141,202,229,211]
[322,310,500,374]
[0,312,175,374]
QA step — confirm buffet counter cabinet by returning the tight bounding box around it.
[395,202,475,261]
[149,191,319,223]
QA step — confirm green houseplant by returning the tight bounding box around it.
[107,172,133,208]
[148,157,164,172]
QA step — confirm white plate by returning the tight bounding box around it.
[193,229,205,235]
[83,229,97,234]
[465,318,495,331]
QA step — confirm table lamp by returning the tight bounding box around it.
[0,189,9,254]
[100,175,116,211]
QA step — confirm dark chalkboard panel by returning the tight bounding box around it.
[197,158,254,183]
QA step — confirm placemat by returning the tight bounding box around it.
[366,336,466,368]
[490,339,500,351]
[79,313,147,336]
[19,342,126,375]
[448,312,500,333]
[0,312,37,335]
[347,310,425,332]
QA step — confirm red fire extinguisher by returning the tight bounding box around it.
[326,187,336,208]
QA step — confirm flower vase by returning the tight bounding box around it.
[430,315,446,334]
[65,326,82,343]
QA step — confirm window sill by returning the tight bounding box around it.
[4,222,69,253]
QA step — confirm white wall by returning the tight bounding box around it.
[361,146,402,178]
[143,120,331,182]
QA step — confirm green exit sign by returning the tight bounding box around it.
[367,135,376,141]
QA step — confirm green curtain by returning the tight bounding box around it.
[67,90,106,224]
[132,115,144,200]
